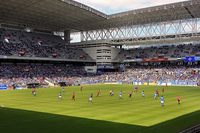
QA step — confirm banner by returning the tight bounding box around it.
[0,84,7,90]
[124,59,142,62]
[183,56,196,62]
[195,57,200,61]
[142,57,168,62]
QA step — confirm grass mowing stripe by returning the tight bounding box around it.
[0,85,200,133]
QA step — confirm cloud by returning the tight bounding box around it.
[75,0,188,14]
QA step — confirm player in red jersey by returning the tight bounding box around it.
[32,88,36,96]
[162,87,165,93]
[72,91,75,101]
[177,96,181,104]
[134,86,139,93]
[80,86,83,92]
[128,91,133,98]
[156,90,159,97]
[96,89,100,97]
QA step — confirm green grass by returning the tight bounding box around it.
[0,84,200,133]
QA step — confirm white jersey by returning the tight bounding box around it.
[142,91,144,96]
[119,92,122,97]
[154,93,157,98]
[89,97,92,101]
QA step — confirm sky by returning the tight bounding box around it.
[74,0,187,15]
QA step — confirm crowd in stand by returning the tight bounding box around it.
[0,28,92,60]
[0,64,86,86]
[0,28,200,87]
[1,28,200,62]
[0,63,199,87]
[117,43,200,60]
[77,65,199,85]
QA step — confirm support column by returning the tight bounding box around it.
[64,30,71,44]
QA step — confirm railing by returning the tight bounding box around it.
[180,124,200,133]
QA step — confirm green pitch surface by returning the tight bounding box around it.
[0,84,200,133]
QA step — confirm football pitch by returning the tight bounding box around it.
[0,84,200,133]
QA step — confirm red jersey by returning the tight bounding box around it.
[177,96,181,101]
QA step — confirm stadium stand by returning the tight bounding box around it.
[0,63,86,86]
[0,62,199,88]
[1,28,200,88]
[117,44,200,60]
[1,1,200,133]
[0,28,92,60]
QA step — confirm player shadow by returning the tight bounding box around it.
[0,107,200,133]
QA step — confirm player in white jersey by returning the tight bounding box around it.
[160,96,164,107]
[58,92,62,100]
[141,90,145,97]
[119,90,122,99]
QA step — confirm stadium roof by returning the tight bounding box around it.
[0,0,107,31]
[97,0,200,29]
[0,0,200,31]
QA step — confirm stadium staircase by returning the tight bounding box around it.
[44,78,55,87]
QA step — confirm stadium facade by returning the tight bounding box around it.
[0,0,200,89]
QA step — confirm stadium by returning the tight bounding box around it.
[0,0,200,132]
